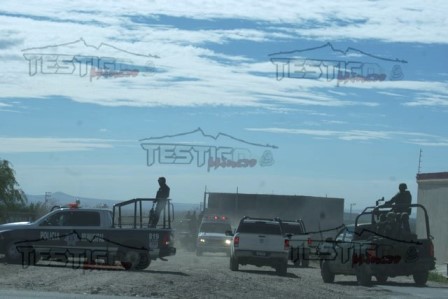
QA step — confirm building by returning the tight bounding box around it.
[203,192,344,238]
[416,172,448,264]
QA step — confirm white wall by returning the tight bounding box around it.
[417,180,448,264]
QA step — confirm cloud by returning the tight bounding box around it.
[0,0,446,112]
[0,137,128,153]
[404,93,448,107]
[246,127,448,145]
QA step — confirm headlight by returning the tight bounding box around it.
[225,239,231,245]
[199,238,205,243]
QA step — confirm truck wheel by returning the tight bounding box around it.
[120,250,141,270]
[230,256,239,271]
[6,241,24,264]
[276,261,288,276]
[196,249,202,257]
[413,271,429,286]
[375,274,388,284]
[301,252,310,268]
[321,261,335,283]
[355,265,372,286]
[135,253,151,270]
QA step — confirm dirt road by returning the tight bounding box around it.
[0,250,446,299]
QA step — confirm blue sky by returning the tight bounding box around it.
[0,0,447,209]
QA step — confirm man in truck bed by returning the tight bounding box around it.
[0,198,176,270]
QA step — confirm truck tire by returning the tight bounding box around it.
[321,261,335,283]
[355,265,372,286]
[301,252,310,268]
[135,253,151,270]
[230,256,239,271]
[196,249,203,256]
[5,240,31,265]
[275,261,288,276]
[375,274,388,284]
[120,250,141,270]
[413,271,429,286]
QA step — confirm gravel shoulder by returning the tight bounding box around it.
[0,250,446,299]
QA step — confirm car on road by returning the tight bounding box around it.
[196,215,232,256]
[228,217,290,275]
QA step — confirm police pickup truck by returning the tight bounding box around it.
[0,198,176,270]
[196,215,232,256]
[318,203,435,286]
[228,217,290,276]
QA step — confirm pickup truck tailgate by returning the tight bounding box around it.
[238,233,285,252]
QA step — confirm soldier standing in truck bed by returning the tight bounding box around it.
[149,177,170,228]
[384,183,412,232]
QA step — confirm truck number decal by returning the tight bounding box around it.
[149,233,159,249]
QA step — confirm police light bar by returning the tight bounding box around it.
[206,215,228,221]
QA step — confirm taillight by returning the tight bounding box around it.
[429,241,434,257]
[233,236,240,247]
[284,239,290,250]
[162,233,170,246]
[307,238,313,245]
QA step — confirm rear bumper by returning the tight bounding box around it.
[368,258,436,276]
[159,246,176,258]
[233,250,288,266]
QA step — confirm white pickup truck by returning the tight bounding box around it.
[282,219,311,267]
[228,217,290,275]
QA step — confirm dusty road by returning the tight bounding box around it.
[0,250,447,299]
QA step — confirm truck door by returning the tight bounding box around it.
[36,210,74,260]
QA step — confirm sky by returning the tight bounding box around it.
[0,0,447,210]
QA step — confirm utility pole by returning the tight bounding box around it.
[417,149,423,174]
[44,192,52,206]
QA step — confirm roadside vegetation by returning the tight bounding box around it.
[428,271,448,284]
[0,159,49,223]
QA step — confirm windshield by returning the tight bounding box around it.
[282,223,304,234]
[200,222,231,233]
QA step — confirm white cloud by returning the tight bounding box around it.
[0,137,128,153]
[0,0,447,111]
[405,93,448,107]
[246,127,448,145]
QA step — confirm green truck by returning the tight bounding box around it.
[318,203,435,286]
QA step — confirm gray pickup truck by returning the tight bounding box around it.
[282,219,311,267]
[318,203,435,286]
[0,198,176,270]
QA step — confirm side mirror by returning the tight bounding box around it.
[225,230,234,236]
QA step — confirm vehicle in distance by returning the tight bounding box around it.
[196,215,232,256]
[282,219,311,267]
[0,198,176,270]
[318,203,435,286]
[228,216,289,276]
